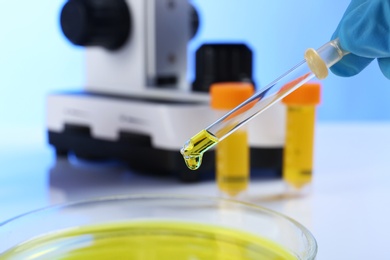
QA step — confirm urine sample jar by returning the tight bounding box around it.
[282,82,321,192]
[210,82,254,198]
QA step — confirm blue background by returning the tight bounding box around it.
[0,0,389,130]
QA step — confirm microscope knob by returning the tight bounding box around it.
[190,4,199,39]
[60,0,131,50]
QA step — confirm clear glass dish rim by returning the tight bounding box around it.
[0,194,317,259]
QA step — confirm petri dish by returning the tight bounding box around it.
[0,195,317,259]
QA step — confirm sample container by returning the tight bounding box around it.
[282,82,321,192]
[211,82,254,197]
[0,195,317,259]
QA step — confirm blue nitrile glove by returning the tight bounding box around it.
[331,0,390,79]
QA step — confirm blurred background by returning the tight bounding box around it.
[0,0,389,135]
[1,2,389,257]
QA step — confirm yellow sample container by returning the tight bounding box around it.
[210,83,254,197]
[282,82,321,191]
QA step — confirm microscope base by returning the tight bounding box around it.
[46,91,283,182]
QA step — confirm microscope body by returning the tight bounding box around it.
[47,0,285,181]
[84,0,190,95]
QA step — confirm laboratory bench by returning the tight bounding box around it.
[1,122,390,259]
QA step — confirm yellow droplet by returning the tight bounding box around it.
[180,130,218,170]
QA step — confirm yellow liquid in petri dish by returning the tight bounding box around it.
[283,105,316,189]
[217,129,249,196]
[0,221,297,260]
[181,130,218,170]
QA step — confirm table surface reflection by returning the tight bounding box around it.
[1,123,390,259]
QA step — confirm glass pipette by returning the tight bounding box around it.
[181,39,347,170]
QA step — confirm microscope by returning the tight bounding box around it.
[47,0,285,181]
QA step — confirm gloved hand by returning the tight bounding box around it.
[331,0,390,79]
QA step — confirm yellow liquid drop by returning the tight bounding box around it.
[181,130,218,170]
[0,221,298,260]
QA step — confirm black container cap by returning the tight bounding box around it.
[192,44,254,92]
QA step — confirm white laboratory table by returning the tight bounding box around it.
[1,122,390,259]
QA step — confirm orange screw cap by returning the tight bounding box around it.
[210,82,255,109]
[282,82,321,105]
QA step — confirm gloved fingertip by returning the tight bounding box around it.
[330,53,373,77]
[378,58,390,80]
[330,30,339,41]
[330,63,360,77]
